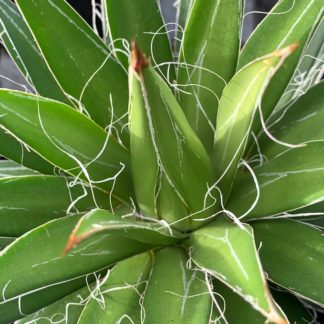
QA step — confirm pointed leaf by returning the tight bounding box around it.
[175,0,194,31]
[213,279,267,324]
[271,289,314,324]
[239,0,323,137]
[130,51,216,229]
[0,160,39,177]
[0,175,109,236]
[239,0,323,68]
[0,0,69,103]
[0,273,103,323]
[293,202,324,226]
[143,247,211,323]
[252,219,324,306]
[277,18,324,109]
[16,284,92,323]
[106,0,175,80]
[78,253,152,323]
[187,217,283,322]
[156,174,189,229]
[228,142,324,219]
[0,214,152,306]
[213,280,310,324]
[129,51,188,223]
[129,67,159,217]
[177,0,242,151]
[213,44,297,198]
[260,82,324,159]
[0,90,133,205]
[305,216,324,228]
[15,0,129,137]
[174,0,194,54]
[0,128,55,175]
[65,209,185,253]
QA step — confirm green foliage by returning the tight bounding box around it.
[0,0,323,322]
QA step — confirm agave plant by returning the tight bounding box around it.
[0,0,323,322]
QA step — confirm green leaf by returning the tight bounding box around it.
[78,253,152,323]
[212,279,266,324]
[0,175,110,236]
[106,0,175,80]
[177,0,242,151]
[143,247,211,323]
[65,209,185,253]
[0,237,15,250]
[212,281,311,324]
[239,0,323,137]
[0,273,103,324]
[187,217,283,322]
[0,128,55,175]
[252,219,324,306]
[15,0,129,138]
[0,160,39,177]
[0,0,69,103]
[129,57,188,223]
[293,200,324,227]
[228,142,324,219]
[310,217,324,228]
[129,69,159,217]
[305,216,324,228]
[16,283,92,324]
[271,289,314,324]
[156,174,189,229]
[0,90,133,205]
[277,18,324,109]
[0,214,152,306]
[213,45,296,199]
[130,54,216,230]
[259,81,324,159]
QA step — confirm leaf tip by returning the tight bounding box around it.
[62,234,81,256]
[130,39,149,74]
[263,42,299,66]
[266,309,288,324]
[273,42,299,58]
[266,318,288,324]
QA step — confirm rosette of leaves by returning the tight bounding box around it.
[0,0,323,323]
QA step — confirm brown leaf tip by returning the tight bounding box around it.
[62,234,82,256]
[273,42,299,58]
[266,311,288,324]
[131,39,149,73]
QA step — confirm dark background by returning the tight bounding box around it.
[66,0,93,26]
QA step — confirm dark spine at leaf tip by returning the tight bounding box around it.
[131,39,149,73]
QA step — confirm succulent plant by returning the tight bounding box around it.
[0,0,323,323]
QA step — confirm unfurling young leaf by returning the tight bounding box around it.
[129,42,217,231]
